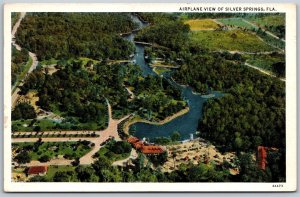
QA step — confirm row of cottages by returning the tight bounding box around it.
[257,146,279,170]
[127,136,165,155]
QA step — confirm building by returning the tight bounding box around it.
[141,145,164,155]
[127,136,139,144]
[127,136,165,155]
[257,146,267,170]
[28,166,48,176]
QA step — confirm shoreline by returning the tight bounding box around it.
[123,107,190,135]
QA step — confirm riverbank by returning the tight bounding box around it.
[123,107,190,135]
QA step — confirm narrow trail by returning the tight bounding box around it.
[11,12,39,108]
[240,19,285,53]
[216,50,283,55]
[245,62,285,82]
[241,18,285,42]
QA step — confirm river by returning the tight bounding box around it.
[124,14,222,140]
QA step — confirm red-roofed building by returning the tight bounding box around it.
[257,146,267,170]
[28,166,48,176]
[127,136,165,155]
[141,145,164,154]
[133,141,144,150]
[127,136,139,144]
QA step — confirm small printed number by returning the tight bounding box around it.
[272,184,284,187]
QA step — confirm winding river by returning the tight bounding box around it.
[124,15,222,140]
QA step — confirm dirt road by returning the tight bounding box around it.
[245,62,285,82]
[11,12,39,108]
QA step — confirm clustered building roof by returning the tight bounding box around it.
[127,136,164,154]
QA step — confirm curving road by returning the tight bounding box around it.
[11,12,39,108]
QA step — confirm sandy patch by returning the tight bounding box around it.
[161,139,237,173]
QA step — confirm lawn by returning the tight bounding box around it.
[153,67,170,75]
[97,146,130,162]
[12,119,57,132]
[13,141,92,161]
[12,117,106,132]
[184,19,220,31]
[217,18,257,30]
[248,14,285,27]
[96,140,131,162]
[190,30,275,52]
[44,165,76,181]
[243,53,285,71]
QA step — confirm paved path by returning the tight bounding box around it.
[125,86,135,101]
[11,12,39,108]
[14,101,132,166]
[79,102,130,165]
[112,149,138,166]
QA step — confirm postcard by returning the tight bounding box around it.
[3,3,297,192]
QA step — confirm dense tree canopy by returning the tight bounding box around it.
[15,13,137,60]
[12,102,36,120]
[11,45,29,86]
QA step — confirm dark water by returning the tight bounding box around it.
[125,15,221,140]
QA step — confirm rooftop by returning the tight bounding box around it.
[28,166,48,175]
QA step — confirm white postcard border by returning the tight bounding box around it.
[3,3,297,192]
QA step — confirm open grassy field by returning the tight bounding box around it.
[13,141,92,161]
[248,15,285,27]
[243,53,285,71]
[97,146,130,162]
[217,18,257,30]
[184,19,220,31]
[190,30,275,52]
[45,165,76,181]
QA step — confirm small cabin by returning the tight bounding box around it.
[28,166,48,176]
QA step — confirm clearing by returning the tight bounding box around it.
[184,19,220,31]
[190,30,275,53]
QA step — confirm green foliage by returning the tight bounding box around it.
[171,131,181,141]
[14,151,31,164]
[236,153,271,182]
[15,13,136,60]
[75,166,98,182]
[29,175,48,182]
[173,51,285,152]
[271,62,285,77]
[248,14,285,39]
[153,137,172,145]
[11,45,29,86]
[12,103,36,120]
[267,149,286,182]
[135,20,190,52]
[190,30,274,52]
[107,140,132,155]
[11,12,20,29]
[53,171,74,182]
[245,52,285,71]
[13,141,91,161]
[147,151,168,166]
[38,155,50,162]
[96,140,131,162]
